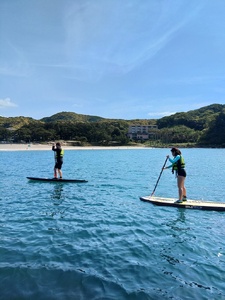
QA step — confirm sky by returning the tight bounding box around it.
[1,0,225,120]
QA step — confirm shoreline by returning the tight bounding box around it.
[0,143,148,151]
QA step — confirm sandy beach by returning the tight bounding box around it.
[0,143,147,151]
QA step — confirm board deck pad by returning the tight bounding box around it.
[140,196,225,211]
[27,177,88,183]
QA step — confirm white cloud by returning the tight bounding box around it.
[0,98,17,108]
[148,111,176,118]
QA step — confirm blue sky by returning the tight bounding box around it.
[1,0,225,120]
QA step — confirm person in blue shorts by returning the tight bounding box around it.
[163,147,187,203]
[52,142,64,179]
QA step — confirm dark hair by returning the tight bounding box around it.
[171,147,181,155]
[56,142,61,147]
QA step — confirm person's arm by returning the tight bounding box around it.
[164,155,180,169]
[168,155,180,164]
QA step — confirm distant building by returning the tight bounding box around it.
[127,124,158,141]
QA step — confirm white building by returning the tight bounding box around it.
[127,125,158,140]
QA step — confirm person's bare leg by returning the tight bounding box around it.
[183,185,187,199]
[177,176,185,201]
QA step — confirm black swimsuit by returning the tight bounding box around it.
[177,168,186,177]
[52,147,63,169]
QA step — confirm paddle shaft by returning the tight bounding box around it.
[151,157,168,196]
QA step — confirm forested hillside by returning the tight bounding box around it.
[40,111,105,123]
[0,104,225,147]
[156,104,225,146]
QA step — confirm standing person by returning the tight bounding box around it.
[163,147,187,203]
[52,142,64,179]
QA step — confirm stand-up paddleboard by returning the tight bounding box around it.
[140,196,225,211]
[27,177,88,183]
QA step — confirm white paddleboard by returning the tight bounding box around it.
[140,196,225,211]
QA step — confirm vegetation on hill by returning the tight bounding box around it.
[0,104,225,147]
[155,104,225,147]
[41,111,105,123]
[157,104,223,130]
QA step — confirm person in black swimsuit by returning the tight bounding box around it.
[52,142,64,179]
[163,147,187,203]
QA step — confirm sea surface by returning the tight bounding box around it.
[1,148,225,300]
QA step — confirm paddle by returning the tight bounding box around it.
[151,156,168,196]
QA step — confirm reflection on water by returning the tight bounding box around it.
[51,183,65,204]
[167,209,187,229]
[160,210,191,267]
[49,184,67,218]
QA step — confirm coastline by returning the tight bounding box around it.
[0,143,148,151]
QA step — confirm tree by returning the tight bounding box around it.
[0,128,12,141]
[199,110,225,146]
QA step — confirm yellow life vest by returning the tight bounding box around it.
[172,155,185,171]
[56,149,64,158]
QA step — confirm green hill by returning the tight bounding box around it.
[1,103,225,146]
[0,116,40,130]
[156,103,225,146]
[40,111,105,123]
[157,104,224,130]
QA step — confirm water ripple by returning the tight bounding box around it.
[1,149,225,299]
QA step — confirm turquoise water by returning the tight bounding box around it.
[1,148,225,300]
